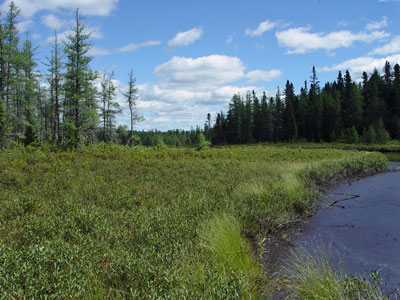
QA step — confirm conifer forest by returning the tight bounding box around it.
[0,2,399,149]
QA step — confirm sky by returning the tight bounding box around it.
[1,0,400,130]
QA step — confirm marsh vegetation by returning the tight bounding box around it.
[0,144,388,299]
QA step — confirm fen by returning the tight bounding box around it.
[0,143,394,299]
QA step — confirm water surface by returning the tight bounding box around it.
[296,162,400,295]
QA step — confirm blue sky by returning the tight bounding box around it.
[2,0,400,130]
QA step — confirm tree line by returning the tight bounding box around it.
[0,2,142,149]
[208,64,400,145]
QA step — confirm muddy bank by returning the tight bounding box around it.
[294,162,400,296]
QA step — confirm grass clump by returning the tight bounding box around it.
[280,247,387,300]
[198,213,265,299]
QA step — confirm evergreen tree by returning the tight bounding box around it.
[283,80,298,141]
[4,1,20,117]
[342,70,363,130]
[373,118,390,144]
[364,70,385,126]
[227,94,244,143]
[100,71,120,143]
[63,8,98,146]
[297,83,309,139]
[252,90,262,142]
[273,88,284,141]
[0,98,7,147]
[243,91,254,143]
[21,33,38,145]
[46,29,64,144]
[122,69,143,146]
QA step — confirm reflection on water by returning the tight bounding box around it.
[384,152,400,162]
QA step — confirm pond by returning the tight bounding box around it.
[295,162,400,297]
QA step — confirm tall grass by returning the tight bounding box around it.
[198,213,265,299]
[280,247,387,300]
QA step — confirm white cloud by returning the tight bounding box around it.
[320,53,400,78]
[116,40,162,53]
[226,33,235,44]
[365,16,388,31]
[1,0,118,17]
[154,55,245,87]
[276,27,389,54]
[119,55,278,130]
[246,69,282,83]
[16,19,33,32]
[44,25,103,44]
[88,46,112,56]
[378,0,399,2]
[245,19,278,37]
[41,14,72,30]
[369,36,400,55]
[168,27,203,48]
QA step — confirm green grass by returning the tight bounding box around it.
[279,247,387,300]
[0,144,388,299]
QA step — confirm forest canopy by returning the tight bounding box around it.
[0,1,399,149]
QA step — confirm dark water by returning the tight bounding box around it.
[296,162,400,296]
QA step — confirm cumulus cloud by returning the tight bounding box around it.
[320,53,400,78]
[168,27,203,48]
[122,55,278,130]
[116,40,162,53]
[245,19,278,37]
[154,55,246,88]
[365,16,388,31]
[1,0,118,17]
[369,36,400,55]
[276,27,389,54]
[246,69,282,83]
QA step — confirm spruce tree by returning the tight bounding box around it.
[21,34,38,146]
[122,69,143,146]
[100,71,120,143]
[273,87,284,141]
[64,8,98,146]
[283,80,298,141]
[0,98,7,147]
[46,29,64,144]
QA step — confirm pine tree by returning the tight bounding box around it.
[243,91,253,143]
[227,94,244,143]
[373,118,390,144]
[64,8,98,146]
[122,69,143,146]
[342,71,363,131]
[273,87,284,141]
[0,97,7,147]
[4,1,20,117]
[100,71,120,143]
[297,83,309,139]
[283,80,298,141]
[252,90,262,142]
[21,33,38,146]
[46,29,64,144]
